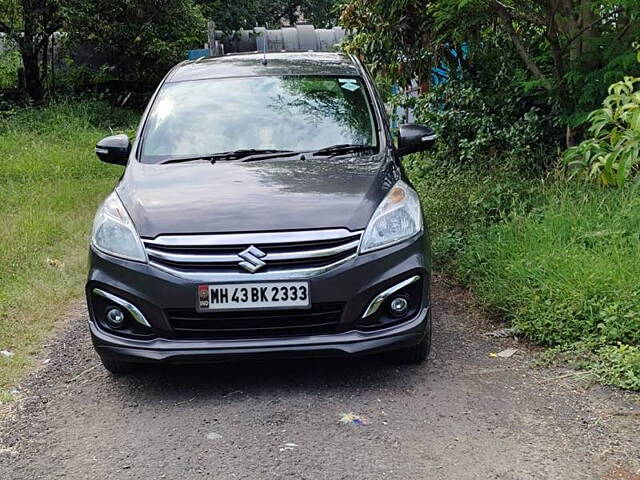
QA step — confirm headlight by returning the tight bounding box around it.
[360,180,422,253]
[91,192,146,262]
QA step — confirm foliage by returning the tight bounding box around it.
[340,0,435,89]
[199,0,339,31]
[0,44,21,89]
[405,159,541,262]
[406,153,640,391]
[591,344,640,390]
[408,74,557,170]
[563,72,640,187]
[450,184,640,389]
[0,100,135,400]
[536,341,640,390]
[405,153,640,391]
[457,185,640,346]
[59,0,340,94]
[290,0,340,27]
[63,0,206,88]
[339,0,640,147]
[199,0,287,31]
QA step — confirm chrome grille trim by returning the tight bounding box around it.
[143,229,360,247]
[145,239,361,264]
[143,229,363,280]
[149,252,358,281]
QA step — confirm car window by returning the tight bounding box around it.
[140,76,378,163]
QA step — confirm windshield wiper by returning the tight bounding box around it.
[310,144,374,158]
[160,149,295,165]
[241,150,305,162]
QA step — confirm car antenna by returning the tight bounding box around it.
[261,23,268,65]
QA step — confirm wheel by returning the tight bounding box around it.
[392,310,432,365]
[100,357,137,374]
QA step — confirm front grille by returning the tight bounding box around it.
[165,303,344,339]
[144,229,362,275]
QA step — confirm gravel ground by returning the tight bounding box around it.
[0,278,638,480]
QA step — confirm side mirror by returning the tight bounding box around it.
[95,134,131,165]
[397,124,437,156]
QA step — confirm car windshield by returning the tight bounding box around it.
[140,75,379,163]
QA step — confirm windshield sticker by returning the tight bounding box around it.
[339,80,360,92]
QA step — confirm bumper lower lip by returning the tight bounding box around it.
[90,306,430,364]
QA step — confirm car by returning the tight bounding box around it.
[87,51,436,373]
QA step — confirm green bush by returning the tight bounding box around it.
[404,159,541,262]
[408,71,558,172]
[564,73,640,187]
[0,47,21,90]
[591,344,640,391]
[457,185,640,345]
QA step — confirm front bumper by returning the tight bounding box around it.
[87,233,431,364]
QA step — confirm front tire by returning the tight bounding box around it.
[393,310,432,365]
[100,358,137,374]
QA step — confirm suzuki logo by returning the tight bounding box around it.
[238,245,267,273]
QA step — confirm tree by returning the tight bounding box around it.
[0,0,62,102]
[63,0,205,88]
[438,0,640,145]
[340,0,436,91]
[198,0,284,31]
[199,0,340,30]
[339,0,640,147]
[279,0,340,27]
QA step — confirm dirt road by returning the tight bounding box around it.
[1,279,638,479]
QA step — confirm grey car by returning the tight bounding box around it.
[87,52,435,373]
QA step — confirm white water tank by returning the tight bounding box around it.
[217,25,346,54]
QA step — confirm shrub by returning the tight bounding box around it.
[63,0,206,89]
[452,184,640,390]
[563,74,640,187]
[407,71,558,173]
[591,344,640,391]
[404,159,541,263]
[0,46,21,90]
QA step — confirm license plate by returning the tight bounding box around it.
[197,282,310,311]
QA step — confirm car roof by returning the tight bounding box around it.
[166,52,361,83]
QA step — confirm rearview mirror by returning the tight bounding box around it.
[95,134,131,165]
[397,124,437,156]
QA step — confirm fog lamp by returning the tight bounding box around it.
[389,296,409,316]
[105,307,126,329]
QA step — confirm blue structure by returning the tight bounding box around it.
[187,48,210,60]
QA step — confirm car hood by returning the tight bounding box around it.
[117,155,397,238]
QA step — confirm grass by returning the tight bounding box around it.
[403,158,543,263]
[407,157,640,391]
[458,186,640,346]
[457,185,640,390]
[0,101,137,402]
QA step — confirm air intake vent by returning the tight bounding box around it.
[165,303,344,339]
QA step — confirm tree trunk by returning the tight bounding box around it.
[19,43,44,103]
[566,125,576,148]
[491,1,551,90]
